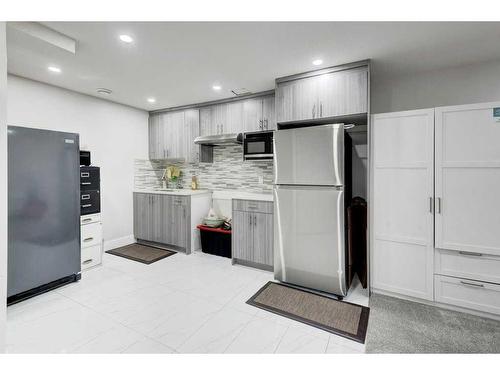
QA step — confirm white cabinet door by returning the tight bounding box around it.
[435,102,500,257]
[371,109,435,300]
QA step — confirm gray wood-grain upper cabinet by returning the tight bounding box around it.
[198,94,276,136]
[133,192,190,252]
[200,102,244,135]
[148,109,200,162]
[242,95,276,132]
[183,109,200,163]
[232,199,273,269]
[276,66,368,124]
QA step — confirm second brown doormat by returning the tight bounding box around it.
[247,281,370,343]
[106,243,176,264]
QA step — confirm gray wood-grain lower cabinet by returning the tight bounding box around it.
[232,199,273,270]
[134,191,212,254]
[133,192,190,253]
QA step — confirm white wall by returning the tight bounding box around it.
[372,59,500,114]
[0,22,7,353]
[7,75,149,250]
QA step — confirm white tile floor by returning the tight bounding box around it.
[6,250,369,353]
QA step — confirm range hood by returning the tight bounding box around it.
[194,133,243,146]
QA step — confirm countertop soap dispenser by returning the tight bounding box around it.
[191,175,198,190]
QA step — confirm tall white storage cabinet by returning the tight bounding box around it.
[371,109,435,300]
[372,102,500,318]
[434,102,500,316]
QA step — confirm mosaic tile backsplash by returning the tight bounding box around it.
[135,144,274,193]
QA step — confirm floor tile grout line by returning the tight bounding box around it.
[325,335,331,354]
[273,325,290,354]
[153,301,227,352]
[60,290,178,353]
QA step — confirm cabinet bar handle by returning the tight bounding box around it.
[320,102,323,117]
[312,104,316,119]
[82,218,92,223]
[82,204,91,208]
[81,182,91,185]
[459,251,483,257]
[436,197,441,214]
[82,259,93,265]
[81,194,90,200]
[81,172,89,178]
[460,280,484,288]
[83,237,94,242]
[264,119,268,129]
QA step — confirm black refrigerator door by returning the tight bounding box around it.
[7,126,81,298]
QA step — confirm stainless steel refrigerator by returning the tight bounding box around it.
[8,126,81,304]
[273,124,351,297]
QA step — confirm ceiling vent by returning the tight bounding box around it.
[231,88,252,96]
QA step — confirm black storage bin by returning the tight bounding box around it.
[197,225,231,258]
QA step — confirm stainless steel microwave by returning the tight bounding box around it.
[243,131,274,160]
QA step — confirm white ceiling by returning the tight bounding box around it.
[7,22,500,111]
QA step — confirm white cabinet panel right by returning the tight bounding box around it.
[435,102,500,256]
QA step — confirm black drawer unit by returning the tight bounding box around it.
[80,166,100,191]
[80,166,100,215]
[80,190,100,215]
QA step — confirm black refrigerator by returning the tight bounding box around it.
[7,126,81,304]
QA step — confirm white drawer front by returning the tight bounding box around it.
[81,213,101,225]
[435,249,500,284]
[435,275,500,316]
[81,244,102,270]
[81,222,102,248]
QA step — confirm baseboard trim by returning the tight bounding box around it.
[104,235,135,251]
[371,287,500,321]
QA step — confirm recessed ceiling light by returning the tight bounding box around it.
[147,97,156,103]
[48,66,61,73]
[97,88,112,95]
[119,34,134,43]
[312,59,323,66]
[212,85,222,91]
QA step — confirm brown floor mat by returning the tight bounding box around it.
[106,243,176,264]
[247,281,370,343]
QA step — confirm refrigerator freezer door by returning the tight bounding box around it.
[273,185,346,296]
[8,126,81,297]
[274,124,344,186]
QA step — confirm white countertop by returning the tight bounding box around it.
[134,189,212,196]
